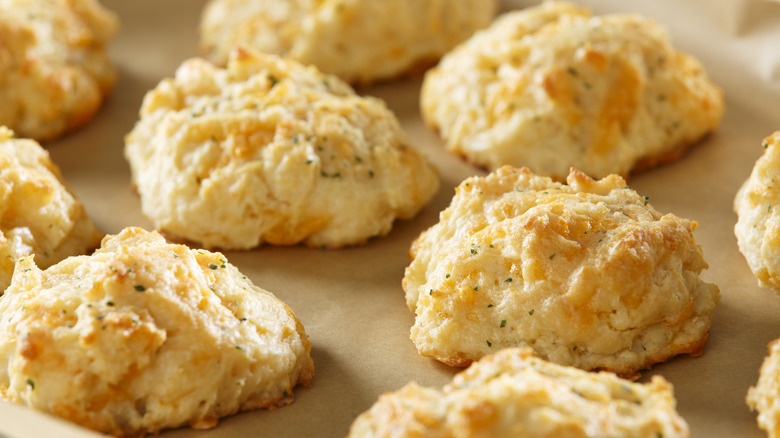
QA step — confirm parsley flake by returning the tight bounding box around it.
[209,263,219,270]
[134,285,146,292]
[500,320,506,328]
[26,378,34,390]
[529,309,535,316]
[486,340,492,347]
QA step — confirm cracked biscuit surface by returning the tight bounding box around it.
[403,166,719,377]
[199,0,498,85]
[0,0,118,141]
[420,1,724,180]
[734,132,780,292]
[0,227,314,436]
[0,127,101,292]
[348,348,690,438]
[125,48,439,249]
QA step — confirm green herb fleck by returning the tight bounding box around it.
[235,345,245,352]
[473,285,478,291]
[354,155,362,162]
[305,160,313,165]
[107,301,114,307]
[209,263,219,270]
[268,75,279,87]
[368,170,374,178]
[529,309,535,316]
[283,390,289,398]
[764,142,770,149]
[134,285,146,292]
[26,378,34,390]
[500,320,506,328]
[486,340,492,347]
[470,248,477,255]
[446,274,451,279]
[505,278,512,282]
[643,196,650,206]
[96,314,105,320]
[487,304,494,308]
[292,135,299,144]
[573,346,578,351]
[566,67,578,77]
[549,253,556,260]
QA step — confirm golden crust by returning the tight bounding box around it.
[348,348,690,438]
[0,127,102,292]
[199,0,498,85]
[420,1,724,180]
[748,339,780,438]
[124,48,439,250]
[403,166,720,377]
[0,0,118,141]
[0,227,314,436]
[734,132,780,292]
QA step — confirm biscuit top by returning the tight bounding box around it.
[0,227,314,435]
[0,127,102,292]
[200,0,498,84]
[421,1,724,179]
[734,132,780,291]
[0,0,118,140]
[348,348,690,438]
[404,166,719,376]
[125,48,439,249]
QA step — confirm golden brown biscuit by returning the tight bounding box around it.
[748,339,780,438]
[403,166,720,377]
[420,1,724,180]
[199,0,498,85]
[0,227,314,436]
[348,348,690,438]
[0,127,102,292]
[734,132,780,292]
[0,0,118,141]
[125,48,439,250]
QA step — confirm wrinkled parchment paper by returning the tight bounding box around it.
[2,0,780,436]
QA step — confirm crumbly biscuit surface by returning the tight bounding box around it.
[0,0,118,141]
[403,166,719,377]
[124,48,439,249]
[420,1,724,179]
[734,132,780,292]
[200,0,498,85]
[748,339,780,438]
[0,227,314,436]
[0,127,102,292]
[348,348,690,438]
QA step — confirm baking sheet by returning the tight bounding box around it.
[2,0,780,436]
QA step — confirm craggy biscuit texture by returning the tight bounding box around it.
[0,227,314,436]
[199,0,498,85]
[403,166,719,377]
[734,132,780,292]
[0,127,102,292]
[348,348,690,438]
[125,48,439,250]
[0,0,118,141]
[748,339,780,438]
[420,1,724,180]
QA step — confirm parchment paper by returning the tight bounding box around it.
[1,0,779,436]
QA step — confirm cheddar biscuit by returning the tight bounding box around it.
[748,339,780,438]
[199,0,498,85]
[348,348,690,438]
[420,1,724,179]
[0,0,118,141]
[0,227,314,436]
[0,127,101,292]
[734,132,780,292]
[124,48,439,249]
[403,166,720,377]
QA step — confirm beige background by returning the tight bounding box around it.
[2,0,780,436]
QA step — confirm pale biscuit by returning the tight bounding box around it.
[125,48,439,250]
[734,132,780,292]
[0,0,118,141]
[747,339,780,438]
[348,348,690,438]
[199,0,498,85]
[403,166,720,377]
[0,127,102,292]
[0,227,314,436]
[420,1,724,180]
